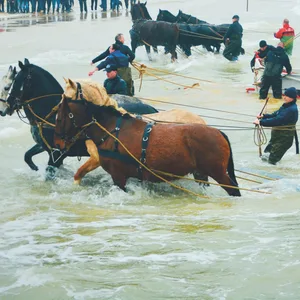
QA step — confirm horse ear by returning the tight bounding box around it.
[24,58,30,65]
[18,61,24,70]
[13,67,17,75]
[68,78,77,89]
[63,77,68,84]
[9,65,12,72]
[144,1,147,5]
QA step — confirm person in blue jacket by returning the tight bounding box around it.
[254,87,298,164]
[88,43,129,75]
[90,37,135,96]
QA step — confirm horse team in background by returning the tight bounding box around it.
[129,3,243,60]
[4,0,73,13]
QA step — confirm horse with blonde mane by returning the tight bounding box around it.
[62,78,207,184]
[54,91,241,196]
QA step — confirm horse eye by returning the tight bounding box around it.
[4,86,10,91]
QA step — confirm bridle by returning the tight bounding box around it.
[55,82,95,149]
[7,68,32,113]
[55,82,125,154]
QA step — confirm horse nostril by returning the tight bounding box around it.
[4,86,9,91]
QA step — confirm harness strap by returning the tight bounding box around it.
[295,130,299,154]
[98,148,139,165]
[98,116,123,148]
[114,117,122,151]
[75,82,84,100]
[138,122,154,180]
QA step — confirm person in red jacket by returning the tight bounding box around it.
[274,19,295,56]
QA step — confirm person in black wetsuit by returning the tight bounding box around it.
[223,15,243,61]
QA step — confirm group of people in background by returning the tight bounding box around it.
[2,0,72,13]
[0,0,135,13]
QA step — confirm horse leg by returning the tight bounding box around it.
[111,174,127,192]
[215,43,221,54]
[24,143,45,171]
[212,173,241,197]
[153,45,158,53]
[131,39,137,54]
[184,45,192,57]
[205,44,214,52]
[193,171,209,187]
[145,44,152,61]
[170,46,177,62]
[73,139,100,185]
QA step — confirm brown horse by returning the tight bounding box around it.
[62,78,206,184]
[54,96,241,197]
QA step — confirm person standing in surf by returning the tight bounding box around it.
[223,15,243,62]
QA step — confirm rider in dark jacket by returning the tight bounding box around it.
[259,42,292,99]
[254,87,298,164]
[250,40,276,71]
[223,15,243,61]
[103,64,127,95]
[88,44,129,76]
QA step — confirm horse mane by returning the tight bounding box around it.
[29,64,63,92]
[162,10,176,18]
[69,79,127,114]
[88,102,132,120]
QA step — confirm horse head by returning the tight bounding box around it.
[63,77,78,100]
[176,10,207,24]
[131,2,152,21]
[0,65,17,100]
[54,93,92,151]
[0,65,18,116]
[64,78,124,112]
[4,58,63,122]
[156,9,177,23]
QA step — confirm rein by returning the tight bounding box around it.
[254,97,269,156]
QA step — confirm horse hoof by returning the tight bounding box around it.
[45,165,57,180]
[74,179,81,185]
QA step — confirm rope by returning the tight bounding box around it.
[179,29,223,41]
[26,105,55,127]
[284,32,300,47]
[235,169,278,181]
[24,93,62,104]
[132,63,202,90]
[137,96,255,117]
[152,170,271,194]
[133,61,215,83]
[254,125,268,157]
[254,97,269,156]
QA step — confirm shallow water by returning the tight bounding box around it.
[1,0,300,299]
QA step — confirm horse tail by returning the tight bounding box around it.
[220,131,239,188]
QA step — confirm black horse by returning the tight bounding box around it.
[176,10,246,54]
[0,59,158,178]
[176,10,209,25]
[157,9,229,54]
[156,9,177,23]
[130,3,179,61]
